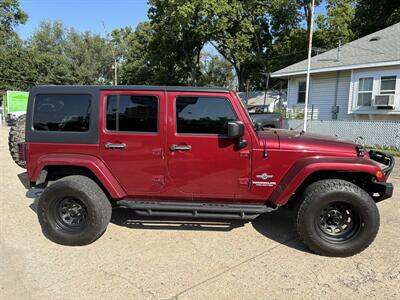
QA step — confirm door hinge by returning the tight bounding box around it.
[239,178,250,188]
[239,150,250,159]
[152,175,165,185]
[152,148,164,159]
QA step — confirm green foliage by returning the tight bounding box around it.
[0,0,29,94]
[315,0,355,48]
[0,0,27,33]
[1,0,397,94]
[352,0,400,38]
[209,0,273,91]
[199,53,235,88]
[25,21,113,85]
[148,0,219,85]
[112,22,156,85]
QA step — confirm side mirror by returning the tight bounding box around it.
[227,121,244,138]
[227,121,247,148]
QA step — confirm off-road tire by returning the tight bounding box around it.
[8,114,26,169]
[297,179,379,257]
[37,175,112,246]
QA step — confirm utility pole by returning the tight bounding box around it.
[303,0,315,131]
[102,21,118,85]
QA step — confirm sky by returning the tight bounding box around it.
[16,0,150,39]
[16,0,327,40]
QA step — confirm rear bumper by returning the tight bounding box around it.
[18,172,30,189]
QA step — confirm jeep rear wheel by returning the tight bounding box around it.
[37,175,112,246]
[296,179,379,257]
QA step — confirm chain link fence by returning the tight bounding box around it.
[284,119,400,150]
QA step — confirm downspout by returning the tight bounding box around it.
[332,70,340,119]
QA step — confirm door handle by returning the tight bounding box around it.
[105,142,126,149]
[170,144,192,151]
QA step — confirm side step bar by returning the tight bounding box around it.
[117,200,277,220]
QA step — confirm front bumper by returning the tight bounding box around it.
[371,181,394,202]
[369,150,395,177]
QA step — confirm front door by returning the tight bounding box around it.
[166,92,252,200]
[99,90,166,196]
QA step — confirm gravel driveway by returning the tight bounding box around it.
[1,125,399,300]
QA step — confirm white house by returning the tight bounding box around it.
[271,23,400,121]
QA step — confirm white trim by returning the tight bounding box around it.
[271,60,400,77]
[347,69,354,114]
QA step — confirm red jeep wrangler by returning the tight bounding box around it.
[16,86,394,256]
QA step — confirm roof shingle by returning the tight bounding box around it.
[272,22,400,77]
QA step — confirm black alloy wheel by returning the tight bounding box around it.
[315,202,361,243]
[53,197,88,232]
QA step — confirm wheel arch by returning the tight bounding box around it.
[269,157,382,206]
[31,153,126,200]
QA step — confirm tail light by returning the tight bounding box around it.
[18,143,26,162]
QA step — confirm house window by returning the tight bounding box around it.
[298,81,306,103]
[380,76,396,94]
[357,77,373,106]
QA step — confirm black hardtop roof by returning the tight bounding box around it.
[31,85,230,93]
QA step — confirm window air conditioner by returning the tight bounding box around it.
[373,94,395,108]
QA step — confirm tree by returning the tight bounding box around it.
[352,0,400,38]
[25,21,113,85]
[296,0,323,35]
[67,30,113,84]
[148,0,216,85]
[0,0,29,93]
[112,22,157,85]
[199,53,234,87]
[0,0,27,33]
[315,0,355,49]
[26,21,75,85]
[209,0,273,91]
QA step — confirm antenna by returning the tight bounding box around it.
[102,21,118,85]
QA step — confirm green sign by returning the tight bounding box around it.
[3,91,29,114]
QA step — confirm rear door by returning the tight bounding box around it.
[99,90,166,196]
[165,92,252,200]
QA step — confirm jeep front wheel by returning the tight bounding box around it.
[37,175,112,246]
[296,179,379,257]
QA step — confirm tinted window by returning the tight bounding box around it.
[106,95,117,131]
[106,95,158,132]
[33,94,91,132]
[176,97,236,134]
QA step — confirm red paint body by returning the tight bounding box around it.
[26,90,385,206]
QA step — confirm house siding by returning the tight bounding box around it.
[287,71,351,120]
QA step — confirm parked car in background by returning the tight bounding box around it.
[250,111,283,129]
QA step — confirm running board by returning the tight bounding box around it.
[116,200,277,220]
